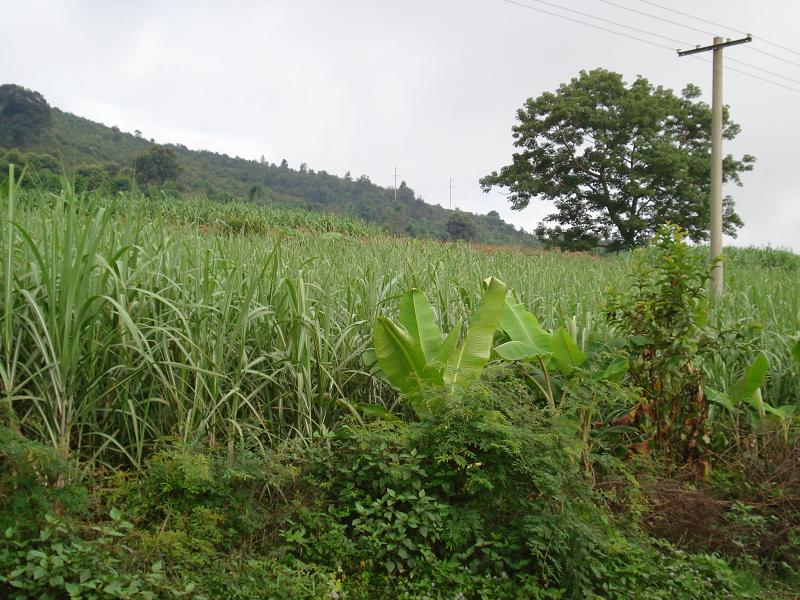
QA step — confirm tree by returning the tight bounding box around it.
[480,69,754,250]
[0,84,53,147]
[248,184,263,202]
[446,211,476,241]
[134,145,180,186]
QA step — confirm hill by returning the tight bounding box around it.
[0,83,536,245]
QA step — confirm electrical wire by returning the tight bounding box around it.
[510,0,688,46]
[723,64,800,93]
[690,56,800,94]
[499,0,800,95]
[500,0,675,51]
[635,0,800,58]
[518,0,800,83]
[594,0,716,36]
[726,57,800,86]
[746,46,800,69]
[600,0,800,67]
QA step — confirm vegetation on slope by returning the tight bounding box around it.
[0,83,536,246]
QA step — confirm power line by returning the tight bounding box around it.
[519,0,800,83]
[725,56,800,86]
[690,55,800,94]
[746,46,800,69]
[719,62,800,94]
[604,0,800,67]
[635,0,800,58]
[500,0,675,51]
[594,0,716,36]
[509,0,688,46]
[500,0,800,95]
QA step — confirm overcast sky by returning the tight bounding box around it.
[3,0,799,250]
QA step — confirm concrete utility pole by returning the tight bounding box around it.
[448,178,454,210]
[394,166,398,203]
[678,35,751,298]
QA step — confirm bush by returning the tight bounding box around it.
[0,511,173,599]
[0,427,88,532]
[299,379,764,598]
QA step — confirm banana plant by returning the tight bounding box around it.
[707,352,796,444]
[494,296,627,411]
[707,353,770,416]
[373,277,507,394]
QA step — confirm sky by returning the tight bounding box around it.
[3,0,799,250]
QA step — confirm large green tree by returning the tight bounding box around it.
[480,69,754,250]
[134,145,180,186]
[0,84,53,147]
[446,211,477,241]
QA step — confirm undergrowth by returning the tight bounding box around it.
[2,379,794,598]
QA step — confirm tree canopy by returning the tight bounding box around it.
[0,84,53,147]
[134,145,180,186]
[446,211,477,241]
[480,69,755,250]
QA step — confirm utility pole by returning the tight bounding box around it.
[394,166,398,203]
[448,178,454,211]
[678,35,751,298]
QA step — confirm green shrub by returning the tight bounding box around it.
[0,511,173,599]
[0,427,88,532]
[300,378,768,598]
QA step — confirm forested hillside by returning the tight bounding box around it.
[0,84,535,245]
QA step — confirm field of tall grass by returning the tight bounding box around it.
[1,183,798,469]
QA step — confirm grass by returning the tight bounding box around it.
[1,183,798,469]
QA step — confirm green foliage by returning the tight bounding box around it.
[133,145,180,186]
[481,69,754,250]
[0,87,797,600]
[446,210,477,241]
[0,84,53,147]
[2,184,797,468]
[0,85,536,245]
[0,392,793,599]
[0,148,62,191]
[0,512,172,599]
[123,445,292,541]
[303,380,774,598]
[374,277,507,395]
[0,427,88,532]
[606,225,715,462]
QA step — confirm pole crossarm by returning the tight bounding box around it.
[677,35,752,56]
